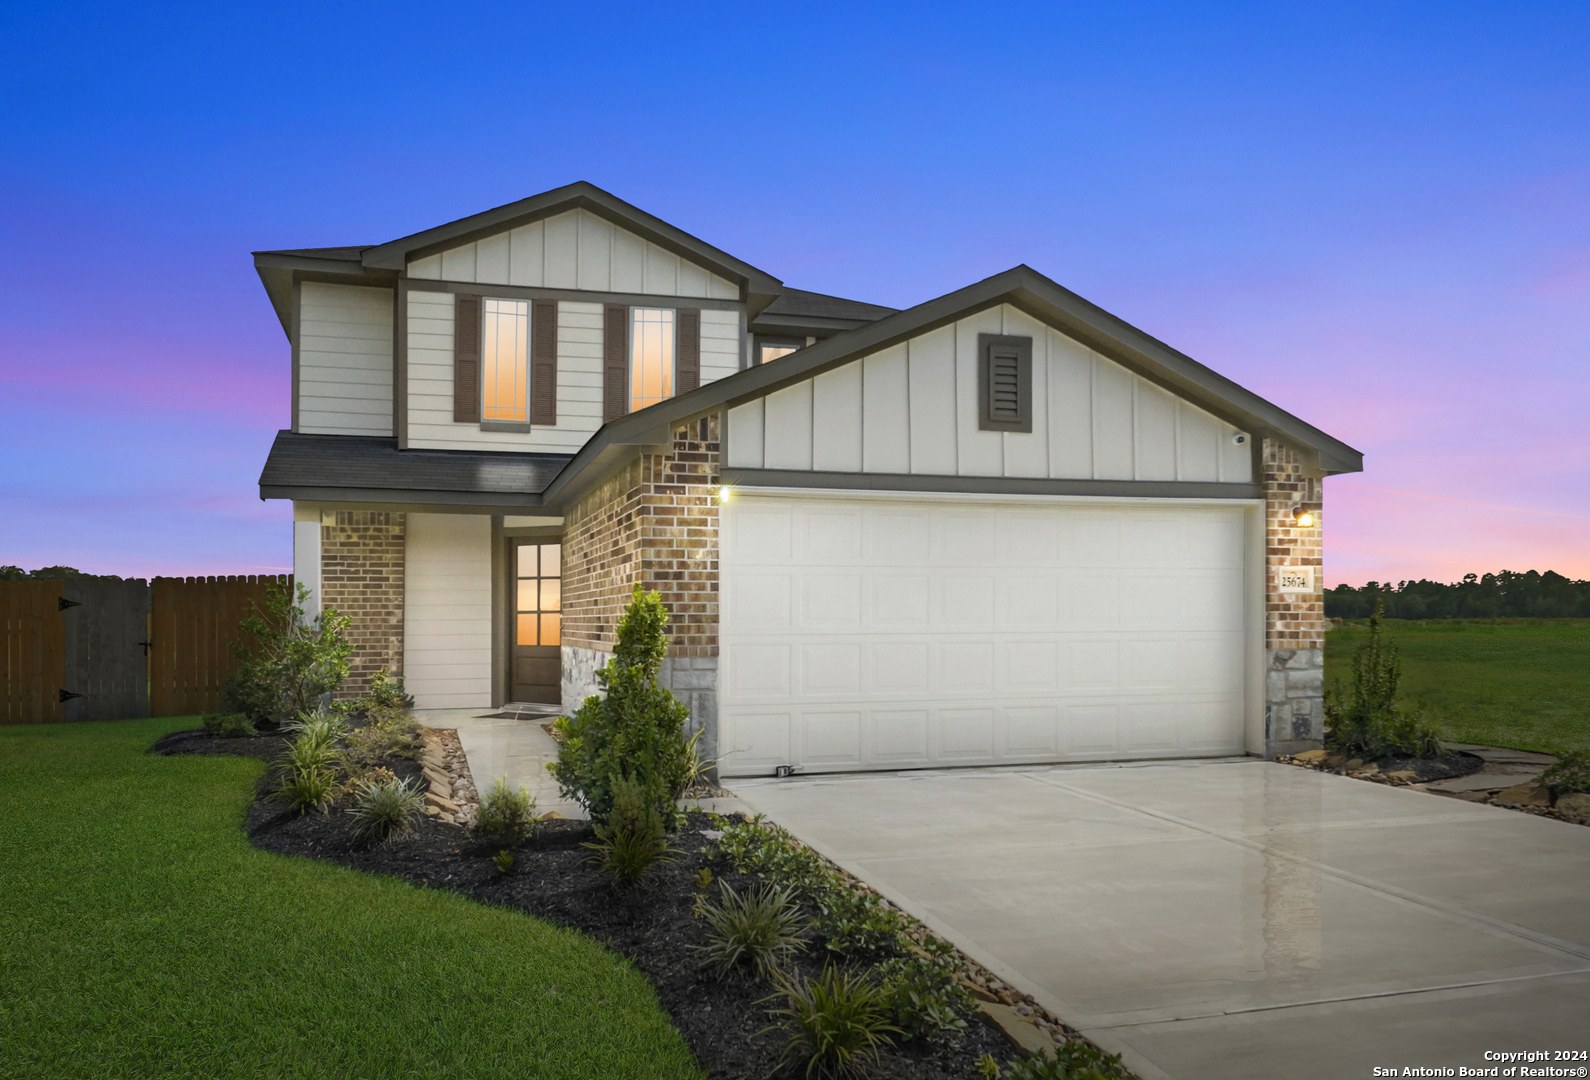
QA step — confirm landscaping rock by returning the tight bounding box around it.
[1344,758,1365,772]
[425,792,459,812]
[1495,782,1552,808]
[1555,793,1590,825]
[1383,770,1421,784]
[1293,749,1329,763]
[979,1002,1056,1058]
[961,980,999,1004]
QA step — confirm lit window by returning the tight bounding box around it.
[756,337,802,365]
[630,308,674,413]
[482,298,529,422]
[514,542,561,647]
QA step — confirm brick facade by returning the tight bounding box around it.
[562,414,721,656]
[319,510,405,700]
[1262,438,1326,754]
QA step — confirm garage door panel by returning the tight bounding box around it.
[939,708,996,759]
[870,642,930,693]
[872,710,930,763]
[804,711,863,766]
[720,496,1251,777]
[801,575,862,630]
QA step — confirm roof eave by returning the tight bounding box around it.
[251,251,397,340]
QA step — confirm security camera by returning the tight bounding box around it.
[1232,433,1248,445]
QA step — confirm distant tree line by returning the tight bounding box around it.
[1326,570,1590,619]
[0,565,124,581]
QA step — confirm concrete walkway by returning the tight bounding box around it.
[734,759,1590,1080]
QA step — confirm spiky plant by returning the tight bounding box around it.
[696,882,808,979]
[762,964,900,1079]
[346,775,426,842]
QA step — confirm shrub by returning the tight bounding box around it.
[222,583,354,726]
[1542,748,1590,797]
[274,765,341,815]
[344,710,423,772]
[201,712,257,738]
[1000,1041,1131,1079]
[272,713,346,814]
[877,938,976,1040]
[354,668,414,718]
[493,849,515,874]
[715,819,836,900]
[549,584,691,826]
[1325,601,1443,759]
[814,887,911,960]
[583,776,676,884]
[346,775,425,843]
[696,882,808,979]
[763,964,900,1080]
[475,776,538,843]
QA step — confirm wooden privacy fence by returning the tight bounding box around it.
[0,574,291,724]
[150,576,290,718]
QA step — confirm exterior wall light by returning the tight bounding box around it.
[718,486,732,502]
[1292,506,1316,528]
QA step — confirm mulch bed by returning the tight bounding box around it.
[1279,747,1485,784]
[157,729,1016,1080]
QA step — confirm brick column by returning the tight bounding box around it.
[319,510,406,701]
[561,414,721,766]
[1263,439,1325,756]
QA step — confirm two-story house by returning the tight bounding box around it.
[254,182,1361,778]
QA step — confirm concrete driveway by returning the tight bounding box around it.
[733,760,1590,1080]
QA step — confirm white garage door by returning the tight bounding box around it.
[717,493,1254,778]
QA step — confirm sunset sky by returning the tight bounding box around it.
[2,2,1586,586]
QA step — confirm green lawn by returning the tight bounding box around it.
[0,717,702,1080]
[1325,619,1590,755]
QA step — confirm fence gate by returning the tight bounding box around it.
[60,578,152,722]
[1,581,65,724]
[149,575,291,718]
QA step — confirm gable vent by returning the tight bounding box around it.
[977,334,1033,433]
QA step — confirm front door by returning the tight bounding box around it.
[511,541,561,705]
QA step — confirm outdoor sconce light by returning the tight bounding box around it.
[1292,506,1316,528]
[718,486,732,502]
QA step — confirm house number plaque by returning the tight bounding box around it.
[1276,566,1315,593]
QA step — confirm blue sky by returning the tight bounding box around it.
[2,1,1587,583]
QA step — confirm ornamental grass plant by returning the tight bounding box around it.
[695,881,808,979]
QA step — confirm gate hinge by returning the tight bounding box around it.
[59,689,82,703]
[138,640,154,656]
[58,597,82,611]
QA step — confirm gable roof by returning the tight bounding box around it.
[544,264,1363,501]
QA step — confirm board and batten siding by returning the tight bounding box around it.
[725,304,1253,484]
[406,291,742,453]
[403,513,492,708]
[297,282,393,436]
[408,208,739,301]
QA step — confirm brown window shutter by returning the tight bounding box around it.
[676,308,701,394]
[602,303,629,422]
[530,300,558,426]
[453,293,481,423]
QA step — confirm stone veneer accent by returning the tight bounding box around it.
[1262,439,1326,755]
[561,416,722,765]
[319,510,405,700]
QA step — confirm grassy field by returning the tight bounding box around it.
[0,717,702,1080]
[1325,619,1590,755]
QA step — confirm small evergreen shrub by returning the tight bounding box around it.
[1000,1041,1131,1079]
[583,776,676,883]
[222,583,354,726]
[877,937,976,1040]
[475,776,538,843]
[272,712,346,814]
[715,819,837,900]
[763,964,900,1080]
[492,849,515,874]
[201,712,257,738]
[696,881,808,978]
[346,775,425,842]
[344,709,423,771]
[549,584,691,825]
[274,765,341,815]
[1325,601,1443,759]
[354,668,415,718]
[815,887,911,960]
[1541,748,1590,797]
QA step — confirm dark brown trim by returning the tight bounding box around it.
[453,293,481,423]
[403,277,743,312]
[290,278,302,433]
[531,299,558,426]
[720,469,1263,500]
[260,485,546,509]
[603,304,629,423]
[676,308,701,394]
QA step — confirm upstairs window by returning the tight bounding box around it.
[757,337,802,365]
[481,298,529,423]
[630,307,675,413]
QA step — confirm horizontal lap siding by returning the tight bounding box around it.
[700,309,741,384]
[403,513,492,708]
[726,303,1254,484]
[298,283,394,436]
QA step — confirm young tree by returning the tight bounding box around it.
[223,583,354,725]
